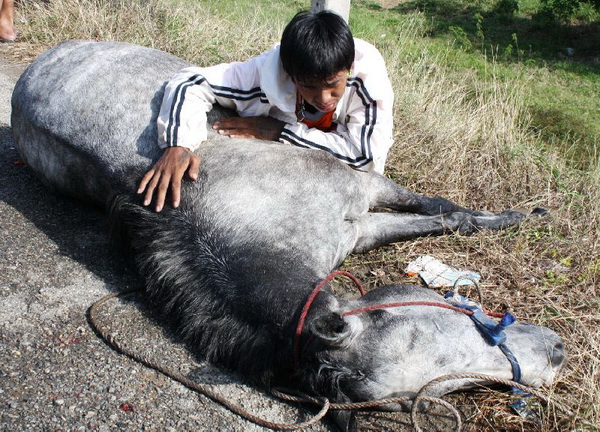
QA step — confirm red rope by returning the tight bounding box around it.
[293,271,366,369]
[482,309,505,319]
[292,271,507,369]
[342,301,475,317]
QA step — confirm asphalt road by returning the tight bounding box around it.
[0,48,336,432]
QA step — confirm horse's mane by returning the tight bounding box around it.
[107,194,292,385]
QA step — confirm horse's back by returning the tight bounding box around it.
[11,40,189,204]
[11,41,371,267]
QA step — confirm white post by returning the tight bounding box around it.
[311,0,351,23]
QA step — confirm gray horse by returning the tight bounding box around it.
[11,41,564,430]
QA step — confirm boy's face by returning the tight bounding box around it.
[294,69,350,113]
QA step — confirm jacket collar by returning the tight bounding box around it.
[259,46,296,113]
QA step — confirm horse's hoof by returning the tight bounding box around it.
[529,207,549,218]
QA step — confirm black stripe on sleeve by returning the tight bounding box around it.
[279,128,370,168]
[347,77,377,161]
[167,74,205,146]
[166,75,269,146]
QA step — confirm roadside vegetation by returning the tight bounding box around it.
[10,0,600,430]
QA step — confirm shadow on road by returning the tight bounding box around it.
[0,124,136,291]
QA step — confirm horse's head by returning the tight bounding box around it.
[300,284,565,414]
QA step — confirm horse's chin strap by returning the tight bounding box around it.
[444,292,531,411]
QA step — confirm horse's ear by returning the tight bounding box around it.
[309,313,361,347]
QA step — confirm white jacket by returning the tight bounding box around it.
[157,38,394,173]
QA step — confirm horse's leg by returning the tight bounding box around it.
[365,173,489,216]
[351,210,525,253]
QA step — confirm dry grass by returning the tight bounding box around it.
[13,0,285,63]
[349,18,600,430]
[11,0,600,430]
[363,18,600,431]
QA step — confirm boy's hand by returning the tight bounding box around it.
[213,116,285,141]
[137,147,201,212]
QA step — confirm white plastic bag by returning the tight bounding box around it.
[405,255,481,288]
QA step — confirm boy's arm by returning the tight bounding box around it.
[139,61,258,211]
[137,146,200,212]
[157,65,237,150]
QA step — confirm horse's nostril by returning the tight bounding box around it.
[551,341,566,369]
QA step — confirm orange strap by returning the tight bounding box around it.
[302,110,336,132]
[297,92,336,132]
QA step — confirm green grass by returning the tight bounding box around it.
[171,0,316,64]
[350,0,600,171]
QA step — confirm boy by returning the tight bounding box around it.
[138,10,394,212]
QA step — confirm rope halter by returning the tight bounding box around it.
[293,271,525,389]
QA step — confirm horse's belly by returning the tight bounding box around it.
[189,140,370,271]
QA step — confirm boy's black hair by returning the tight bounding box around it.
[280,10,355,83]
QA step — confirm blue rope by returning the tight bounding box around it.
[444,292,534,416]
[444,292,516,347]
